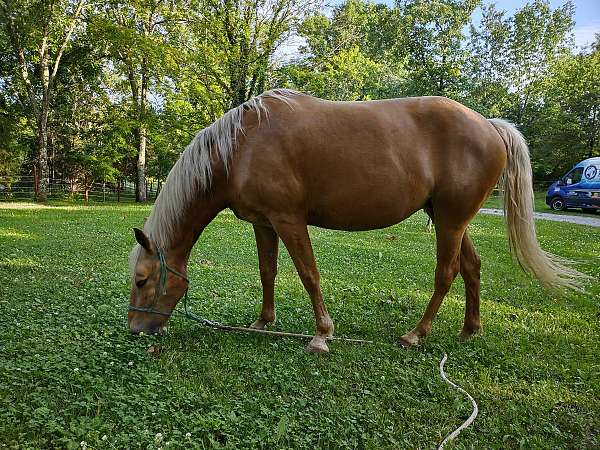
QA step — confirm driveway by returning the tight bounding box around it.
[479,208,600,228]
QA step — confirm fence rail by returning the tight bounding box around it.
[0,176,159,202]
[1,175,558,203]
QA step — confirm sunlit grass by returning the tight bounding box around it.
[0,202,598,449]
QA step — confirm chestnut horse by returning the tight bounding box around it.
[128,89,585,353]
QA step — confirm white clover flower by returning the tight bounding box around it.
[185,432,191,438]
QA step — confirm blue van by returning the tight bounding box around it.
[545,157,600,212]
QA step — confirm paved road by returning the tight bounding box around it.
[480,208,600,228]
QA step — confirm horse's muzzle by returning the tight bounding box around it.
[128,317,167,335]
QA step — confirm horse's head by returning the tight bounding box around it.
[128,228,189,334]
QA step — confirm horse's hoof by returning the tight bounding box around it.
[249,319,269,330]
[458,326,482,341]
[399,332,420,348]
[306,336,329,354]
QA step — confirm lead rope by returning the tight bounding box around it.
[179,289,373,343]
[437,353,479,449]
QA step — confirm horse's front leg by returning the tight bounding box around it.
[249,225,279,330]
[271,218,334,353]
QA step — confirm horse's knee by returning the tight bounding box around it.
[460,250,481,282]
[436,258,460,288]
[471,252,481,273]
[300,270,320,293]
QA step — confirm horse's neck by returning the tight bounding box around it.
[167,189,227,268]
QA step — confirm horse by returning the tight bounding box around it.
[128,89,586,353]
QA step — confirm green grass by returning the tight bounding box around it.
[0,202,599,449]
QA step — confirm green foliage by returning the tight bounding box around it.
[281,45,394,100]
[0,203,598,447]
[0,104,30,176]
[279,0,406,100]
[182,0,317,109]
[397,0,480,98]
[0,0,597,185]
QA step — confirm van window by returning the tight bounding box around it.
[566,167,583,184]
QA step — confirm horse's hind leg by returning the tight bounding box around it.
[250,225,279,330]
[270,219,334,353]
[459,230,482,340]
[400,223,464,348]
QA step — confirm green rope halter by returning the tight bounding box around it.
[128,250,216,327]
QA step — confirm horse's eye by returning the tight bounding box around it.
[136,279,147,288]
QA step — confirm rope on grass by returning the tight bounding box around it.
[177,294,374,344]
[204,322,374,344]
[437,353,479,449]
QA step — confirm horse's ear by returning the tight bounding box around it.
[133,228,155,253]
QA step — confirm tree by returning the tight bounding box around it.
[467,0,574,126]
[396,0,480,98]
[93,0,180,202]
[0,100,30,180]
[279,0,405,100]
[181,0,319,110]
[0,0,86,201]
[504,0,574,126]
[465,4,511,117]
[529,48,600,178]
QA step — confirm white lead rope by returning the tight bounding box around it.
[437,353,479,449]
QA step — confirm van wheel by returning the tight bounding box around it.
[551,197,565,211]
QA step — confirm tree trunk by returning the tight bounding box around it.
[37,114,50,202]
[136,126,147,202]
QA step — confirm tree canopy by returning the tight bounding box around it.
[0,0,597,200]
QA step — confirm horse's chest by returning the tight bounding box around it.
[229,205,271,227]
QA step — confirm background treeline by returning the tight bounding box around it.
[1,0,598,201]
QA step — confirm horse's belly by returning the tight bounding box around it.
[307,208,413,231]
[305,181,426,231]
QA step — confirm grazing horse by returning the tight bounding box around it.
[128,89,585,353]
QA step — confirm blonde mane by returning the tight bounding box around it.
[137,89,300,254]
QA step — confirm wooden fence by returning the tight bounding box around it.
[0,176,159,202]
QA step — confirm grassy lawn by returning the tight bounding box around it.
[1,202,599,449]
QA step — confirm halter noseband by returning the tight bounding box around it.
[128,250,189,317]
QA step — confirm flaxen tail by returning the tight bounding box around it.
[488,118,589,292]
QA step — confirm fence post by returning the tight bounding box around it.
[33,165,39,200]
[103,180,106,202]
